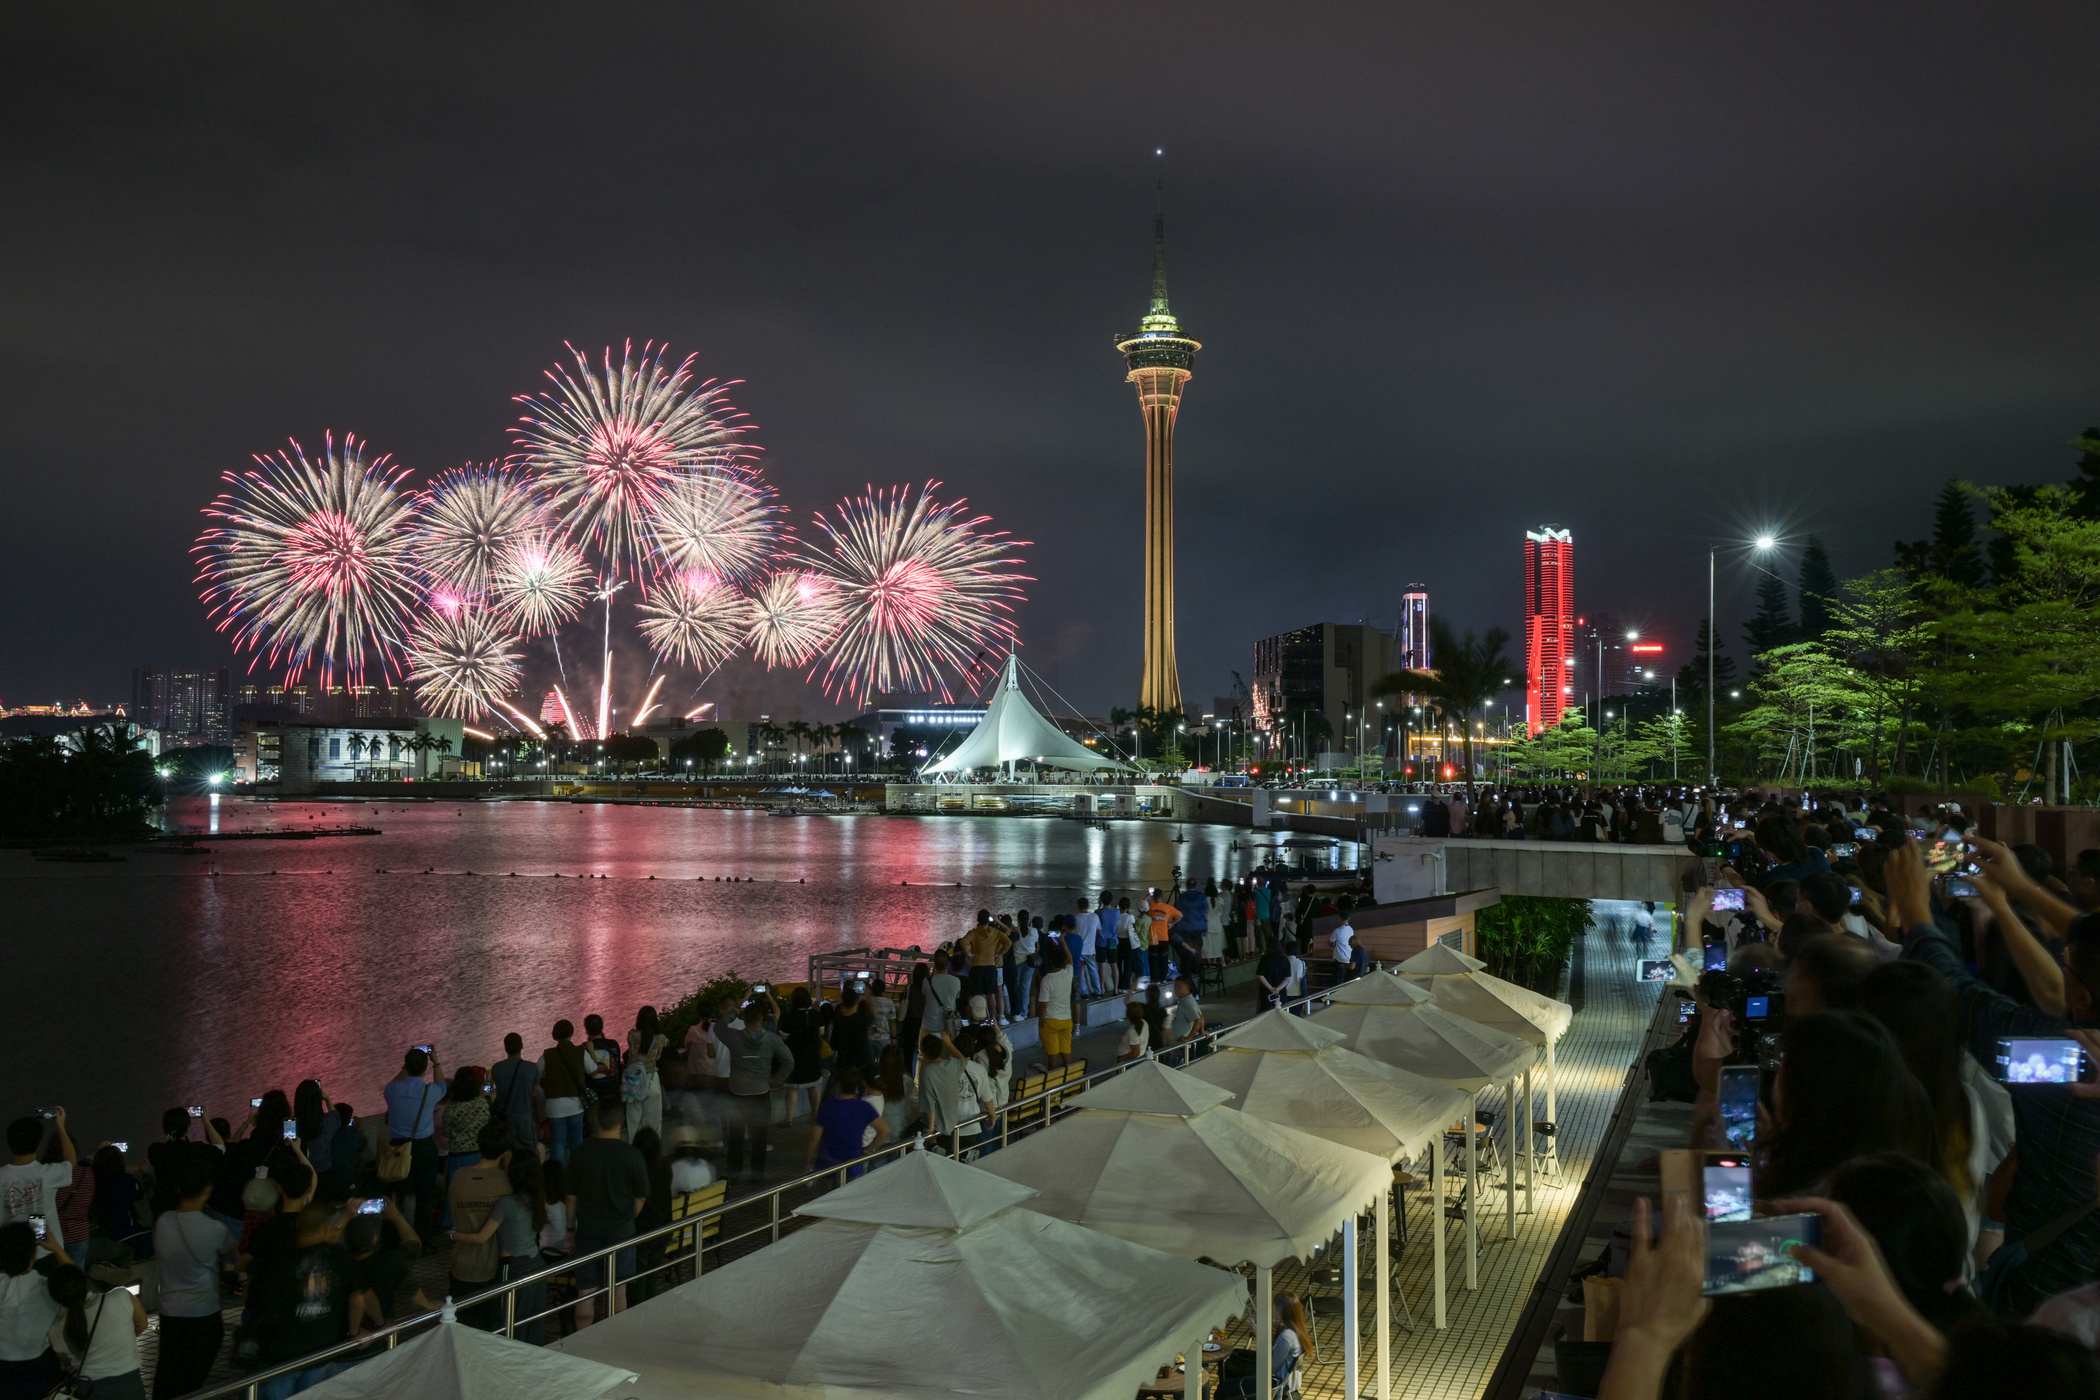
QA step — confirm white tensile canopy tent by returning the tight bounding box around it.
[975,1062,1396,1400]
[1183,1011,1473,1388]
[299,1318,635,1400]
[918,654,1136,777]
[1311,971,1541,1288]
[1396,945,1575,1182]
[554,1148,1244,1400]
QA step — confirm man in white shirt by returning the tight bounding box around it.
[1072,899,1101,997]
[1035,947,1077,1069]
[918,1037,997,1159]
[1329,918,1362,982]
[0,1110,75,1257]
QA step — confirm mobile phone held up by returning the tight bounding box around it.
[1704,1212,1819,1295]
[1946,879,1979,899]
[1639,959,1672,983]
[1703,943,1729,972]
[1924,841,1966,876]
[1703,1154,1754,1222]
[1996,1037,2093,1084]
[1827,842,1857,859]
[356,1198,386,1216]
[281,1121,298,1141]
[187,1105,205,1118]
[1718,1065,1759,1149]
[1711,888,1747,913]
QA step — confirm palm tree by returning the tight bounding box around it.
[408,731,436,778]
[346,733,368,768]
[757,721,787,774]
[1372,617,1514,800]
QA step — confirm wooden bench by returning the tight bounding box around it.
[668,1179,730,1276]
[1006,1071,1051,1131]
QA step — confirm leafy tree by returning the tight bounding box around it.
[1797,535,1838,637]
[1822,569,1930,781]
[0,725,162,836]
[602,733,661,770]
[1724,641,1865,783]
[1895,479,1987,587]
[1370,617,1513,797]
[2072,428,2100,521]
[1503,706,1600,781]
[1743,572,1795,659]
[669,726,733,773]
[1474,896,1594,990]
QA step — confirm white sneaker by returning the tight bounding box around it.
[999,1017,1011,1025]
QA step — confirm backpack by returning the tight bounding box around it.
[621,1057,652,1103]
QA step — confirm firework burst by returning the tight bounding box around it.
[746,569,842,669]
[412,465,544,600]
[193,433,421,688]
[636,570,753,670]
[800,483,1031,704]
[648,471,777,584]
[512,341,751,581]
[404,610,523,719]
[488,532,593,638]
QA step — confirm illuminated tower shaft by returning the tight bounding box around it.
[1115,191,1201,715]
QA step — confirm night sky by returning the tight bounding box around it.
[7,3,2100,719]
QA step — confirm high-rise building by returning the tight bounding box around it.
[1251,622,1403,755]
[1399,588,1430,673]
[131,665,231,747]
[1524,527,1575,736]
[1115,182,1201,716]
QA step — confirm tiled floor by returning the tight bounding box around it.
[1229,905,1667,1400]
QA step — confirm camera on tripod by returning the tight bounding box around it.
[1698,967,1786,1066]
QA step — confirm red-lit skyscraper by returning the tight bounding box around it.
[1524,527,1574,735]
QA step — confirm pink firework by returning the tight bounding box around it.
[800,483,1030,705]
[647,471,778,584]
[411,464,545,601]
[488,531,593,639]
[746,569,842,669]
[636,570,753,670]
[511,341,752,581]
[193,433,422,688]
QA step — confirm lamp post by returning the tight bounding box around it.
[1708,536,1778,787]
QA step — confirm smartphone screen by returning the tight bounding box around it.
[1827,842,1857,859]
[356,1198,385,1215]
[281,1121,298,1141]
[1849,886,1863,907]
[1703,943,1728,971]
[27,1215,45,1241]
[1711,888,1746,912]
[1718,1066,1759,1148]
[1639,959,1672,982]
[1704,1213,1819,1295]
[250,1098,263,1108]
[1733,819,1748,830]
[187,1105,204,1118]
[1946,878,1978,899]
[1925,841,1965,875]
[112,1141,129,1154]
[1996,1037,2089,1084]
[1703,1155,1754,1222]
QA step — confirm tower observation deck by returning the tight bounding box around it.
[1115,187,1200,716]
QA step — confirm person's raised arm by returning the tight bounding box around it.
[202,1113,225,1149]
[1975,870,2066,1017]
[1774,1195,1946,1386]
[1597,1194,1707,1400]
[50,1106,75,1164]
[1972,836,2082,940]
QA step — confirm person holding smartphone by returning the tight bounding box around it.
[0,1110,75,1260]
[382,1048,447,1239]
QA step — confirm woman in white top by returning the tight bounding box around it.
[47,1264,146,1399]
[1117,1002,1152,1063]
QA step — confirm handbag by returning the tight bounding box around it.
[377,1083,433,1183]
[1977,1193,2100,1315]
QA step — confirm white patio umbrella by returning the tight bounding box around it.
[1397,943,1575,1199]
[298,1317,635,1400]
[1310,973,1539,1296]
[1184,1011,1472,1393]
[554,1147,1245,1400]
[976,1061,1395,1400]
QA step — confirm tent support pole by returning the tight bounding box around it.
[1257,1263,1273,1400]
[1548,1037,1557,1137]
[1505,1076,1517,1241]
[1433,1134,1447,1328]
[1377,1187,1391,1399]
[1343,1215,1360,1399]
[1185,1334,1202,1400]
[1466,1089,1478,1289]
[1523,1065,1535,1213]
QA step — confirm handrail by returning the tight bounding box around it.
[179,968,1529,1399]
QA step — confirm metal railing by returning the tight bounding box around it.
[181,970,1531,1399]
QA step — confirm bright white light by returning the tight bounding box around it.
[1626,630,1639,640]
[1755,535,1777,549]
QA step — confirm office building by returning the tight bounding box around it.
[1399,588,1430,673]
[1251,622,1403,755]
[1524,527,1575,735]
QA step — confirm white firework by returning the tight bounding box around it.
[511,340,752,581]
[746,569,843,670]
[636,570,753,670]
[412,465,545,601]
[647,471,777,584]
[405,610,523,719]
[488,532,593,638]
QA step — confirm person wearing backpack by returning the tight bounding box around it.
[538,1022,592,1167]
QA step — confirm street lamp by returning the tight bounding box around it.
[1709,534,1779,786]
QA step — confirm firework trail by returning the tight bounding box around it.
[404,610,524,719]
[194,433,421,689]
[413,465,545,601]
[511,341,751,582]
[746,569,842,669]
[800,483,1031,705]
[636,570,752,671]
[648,471,777,584]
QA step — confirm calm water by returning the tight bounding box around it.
[12,796,1358,1147]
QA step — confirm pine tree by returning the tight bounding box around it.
[1676,618,1738,696]
[2072,428,2100,521]
[1797,536,1838,638]
[1744,573,1795,657]
[1894,479,1986,586]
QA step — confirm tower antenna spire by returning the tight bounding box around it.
[1150,173,1170,316]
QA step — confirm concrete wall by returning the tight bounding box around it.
[1436,838,1700,903]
